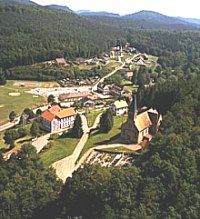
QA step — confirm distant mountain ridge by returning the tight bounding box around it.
[47,4,73,12]
[123,10,191,25]
[76,10,120,17]
[0,0,199,29]
[178,17,200,25]
[0,0,37,5]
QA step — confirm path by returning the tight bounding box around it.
[52,113,102,181]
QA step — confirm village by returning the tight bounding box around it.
[0,43,161,182]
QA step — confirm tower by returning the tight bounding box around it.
[128,93,138,120]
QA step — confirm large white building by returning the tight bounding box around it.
[41,105,76,132]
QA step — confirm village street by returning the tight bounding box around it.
[52,113,102,181]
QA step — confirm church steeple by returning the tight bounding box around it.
[128,93,138,120]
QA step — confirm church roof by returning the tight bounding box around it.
[134,111,152,131]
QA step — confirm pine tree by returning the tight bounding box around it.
[100,110,113,133]
[30,121,39,137]
[71,114,83,138]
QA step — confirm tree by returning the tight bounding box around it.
[71,114,83,138]
[9,111,16,122]
[36,108,42,116]
[4,129,19,144]
[99,109,113,133]
[30,121,39,137]
[48,95,55,103]
[0,69,6,85]
[23,108,35,120]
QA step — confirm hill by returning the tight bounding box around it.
[178,17,200,25]
[85,10,199,30]
[76,10,120,17]
[0,0,36,5]
[0,3,124,69]
[47,4,73,12]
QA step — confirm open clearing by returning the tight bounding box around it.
[0,80,45,123]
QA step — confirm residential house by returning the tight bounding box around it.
[80,97,95,107]
[55,58,66,67]
[41,105,76,132]
[110,100,128,116]
[3,150,17,160]
[124,71,134,80]
[121,97,161,143]
[58,92,92,102]
[136,59,146,66]
[97,83,110,95]
[109,84,123,96]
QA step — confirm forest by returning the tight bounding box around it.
[0,2,200,219]
[0,3,125,69]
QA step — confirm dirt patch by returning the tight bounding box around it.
[8,92,21,96]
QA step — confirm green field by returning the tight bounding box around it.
[85,109,103,127]
[79,115,127,159]
[39,136,79,167]
[0,80,45,123]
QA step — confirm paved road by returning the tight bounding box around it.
[52,113,102,182]
[0,105,49,132]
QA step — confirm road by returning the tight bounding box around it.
[52,113,102,181]
[0,105,49,132]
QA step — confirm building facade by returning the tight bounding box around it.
[41,105,76,132]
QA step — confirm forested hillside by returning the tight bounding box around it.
[55,68,200,219]
[0,4,125,69]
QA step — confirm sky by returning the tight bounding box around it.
[32,0,200,19]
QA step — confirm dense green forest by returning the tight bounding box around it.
[0,4,125,69]
[55,74,200,219]
[0,2,200,219]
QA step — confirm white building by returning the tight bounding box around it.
[110,100,128,116]
[41,105,76,132]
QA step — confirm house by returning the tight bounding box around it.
[55,58,66,67]
[97,83,110,95]
[124,71,134,80]
[80,97,95,107]
[110,100,128,116]
[136,59,146,66]
[40,105,76,132]
[124,61,133,70]
[121,97,162,143]
[109,84,123,96]
[3,150,17,160]
[58,92,92,102]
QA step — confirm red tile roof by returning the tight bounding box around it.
[54,107,76,119]
[49,105,61,113]
[41,110,56,121]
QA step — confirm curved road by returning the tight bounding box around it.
[52,113,102,181]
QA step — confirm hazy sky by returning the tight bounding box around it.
[33,0,200,18]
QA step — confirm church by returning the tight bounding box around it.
[121,95,162,144]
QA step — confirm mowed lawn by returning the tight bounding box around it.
[0,81,45,123]
[79,115,127,159]
[39,136,79,167]
[85,109,103,127]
